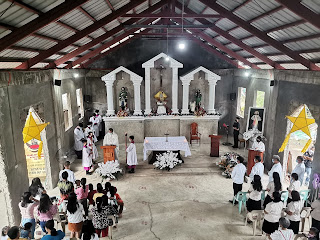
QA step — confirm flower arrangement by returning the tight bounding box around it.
[95,160,123,180]
[216,152,241,178]
[153,151,182,171]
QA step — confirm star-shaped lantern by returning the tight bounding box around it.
[279,105,316,153]
[23,112,50,158]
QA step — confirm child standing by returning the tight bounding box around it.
[82,140,93,175]
[126,135,137,173]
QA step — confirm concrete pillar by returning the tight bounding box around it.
[144,67,151,115]
[171,67,179,114]
[181,79,191,114]
[207,79,217,114]
[105,80,115,116]
[133,79,142,115]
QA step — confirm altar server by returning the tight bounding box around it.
[103,128,119,160]
[249,155,264,181]
[292,156,305,185]
[74,123,84,159]
[84,122,97,142]
[95,110,102,134]
[251,136,265,152]
[89,114,100,138]
[82,140,93,175]
[87,132,98,160]
[126,136,138,173]
[229,156,246,204]
[268,155,283,182]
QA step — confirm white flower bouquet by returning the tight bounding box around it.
[95,160,123,180]
[153,151,183,171]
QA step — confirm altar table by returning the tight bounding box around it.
[143,136,192,161]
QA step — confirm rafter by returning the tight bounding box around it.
[123,13,221,18]
[15,0,147,69]
[275,0,320,30]
[48,1,168,68]
[0,0,89,52]
[176,2,283,69]
[232,0,253,12]
[198,0,320,70]
[105,0,123,24]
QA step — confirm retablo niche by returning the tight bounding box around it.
[117,87,129,117]
[154,90,168,115]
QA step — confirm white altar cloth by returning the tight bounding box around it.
[143,136,192,160]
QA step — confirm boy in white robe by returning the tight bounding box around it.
[126,135,138,173]
[84,122,97,142]
[74,123,84,159]
[95,110,102,133]
[89,114,100,138]
[87,132,98,161]
[82,140,93,175]
[103,128,119,160]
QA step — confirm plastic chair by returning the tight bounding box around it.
[233,191,248,214]
[300,207,312,232]
[245,210,264,236]
[281,191,289,207]
[300,189,311,207]
[261,190,266,201]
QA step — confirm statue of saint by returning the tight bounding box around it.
[119,87,128,110]
[154,90,168,115]
[195,90,202,111]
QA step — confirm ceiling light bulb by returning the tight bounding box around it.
[178,43,185,50]
[74,73,79,78]
[165,56,170,61]
[245,72,250,77]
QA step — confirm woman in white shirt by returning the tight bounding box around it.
[264,172,282,209]
[262,192,283,236]
[287,173,300,204]
[247,175,262,212]
[269,217,294,240]
[81,220,99,240]
[311,198,320,232]
[67,192,84,239]
[285,190,302,234]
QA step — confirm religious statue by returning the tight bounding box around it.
[195,90,202,112]
[119,87,128,110]
[154,90,168,115]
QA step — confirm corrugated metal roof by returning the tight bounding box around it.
[0,62,22,69]
[215,18,237,31]
[268,55,293,61]
[255,46,281,54]
[229,28,251,39]
[285,38,320,51]
[37,23,75,41]
[280,63,308,69]
[242,36,266,46]
[257,64,273,69]
[15,35,57,49]
[216,0,243,11]
[89,28,106,39]
[30,63,49,68]
[185,0,207,13]
[104,19,120,31]
[0,49,38,58]
[301,52,320,60]
[236,50,253,57]
[59,9,94,31]
[23,0,64,13]
[214,36,229,44]
[301,0,320,14]
[82,0,112,21]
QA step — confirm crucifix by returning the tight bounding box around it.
[155,64,166,88]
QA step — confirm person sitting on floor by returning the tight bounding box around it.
[285,190,302,234]
[246,175,263,213]
[262,192,283,237]
[41,220,65,240]
[269,217,294,240]
[81,220,99,240]
[287,173,300,204]
[264,172,282,209]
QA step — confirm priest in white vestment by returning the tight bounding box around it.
[103,128,119,160]
[126,135,138,173]
[74,123,84,159]
[89,114,100,138]
[82,139,93,175]
[251,136,265,152]
[84,122,97,142]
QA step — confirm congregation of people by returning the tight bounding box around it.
[229,141,318,239]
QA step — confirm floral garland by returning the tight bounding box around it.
[95,160,123,180]
[153,151,182,171]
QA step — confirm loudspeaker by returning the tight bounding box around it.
[230,93,236,101]
[84,95,92,103]
[54,79,61,86]
[270,80,275,86]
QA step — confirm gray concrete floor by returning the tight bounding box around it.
[46,139,289,240]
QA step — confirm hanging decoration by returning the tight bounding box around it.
[23,112,50,158]
[279,104,316,153]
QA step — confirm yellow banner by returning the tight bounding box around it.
[24,139,46,181]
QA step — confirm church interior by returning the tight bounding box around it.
[1,0,320,239]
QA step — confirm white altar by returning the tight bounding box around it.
[100,53,222,144]
[143,136,191,160]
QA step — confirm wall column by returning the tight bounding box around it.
[207,79,217,114]
[105,80,115,116]
[171,67,179,114]
[144,67,151,115]
[133,79,142,115]
[181,78,192,114]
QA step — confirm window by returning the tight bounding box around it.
[62,93,73,131]
[76,88,84,119]
[254,90,265,108]
[236,87,246,118]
